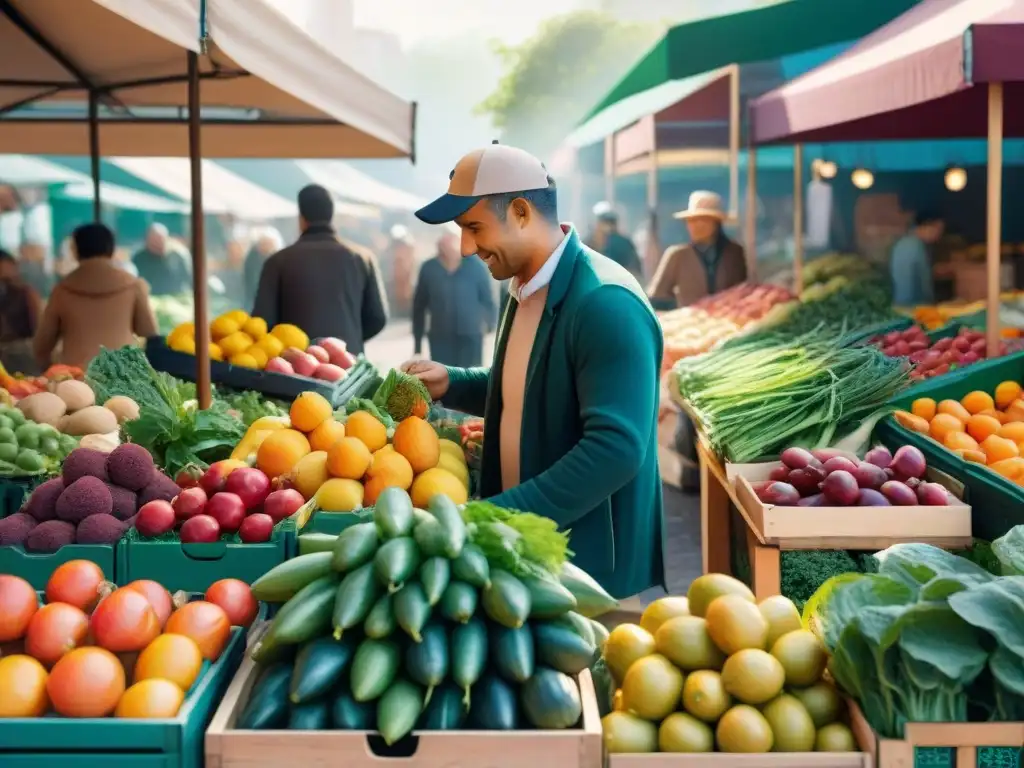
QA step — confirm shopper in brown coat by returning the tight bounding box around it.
[34,223,157,368]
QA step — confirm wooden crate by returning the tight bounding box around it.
[849,701,1024,768]
[609,753,869,768]
[206,646,603,768]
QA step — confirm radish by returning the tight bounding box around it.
[224,468,270,509]
[173,487,207,522]
[206,492,247,533]
[179,514,221,543]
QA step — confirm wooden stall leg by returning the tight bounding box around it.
[701,451,731,575]
[746,526,781,600]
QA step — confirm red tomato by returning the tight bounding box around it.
[89,588,160,652]
[0,575,38,642]
[25,602,90,666]
[47,646,125,718]
[123,580,174,628]
[45,560,106,614]
[204,579,258,628]
[165,601,231,661]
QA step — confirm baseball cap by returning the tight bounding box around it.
[415,141,551,225]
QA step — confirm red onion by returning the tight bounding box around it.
[881,480,918,506]
[853,461,888,490]
[822,456,859,474]
[781,447,817,470]
[756,481,801,506]
[890,446,927,479]
[864,446,893,469]
[821,470,860,505]
[916,482,950,506]
[857,489,891,506]
[769,466,791,482]
[787,468,822,496]
[797,494,825,507]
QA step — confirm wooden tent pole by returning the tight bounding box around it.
[188,50,211,409]
[745,146,757,279]
[985,82,1004,358]
[728,64,740,219]
[793,144,804,294]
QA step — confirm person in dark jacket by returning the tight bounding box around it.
[0,250,41,374]
[252,185,388,355]
[412,228,496,367]
[243,227,283,310]
[585,201,643,280]
[133,223,190,296]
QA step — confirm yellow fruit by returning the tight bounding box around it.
[721,649,785,705]
[687,573,755,618]
[288,451,330,500]
[345,411,388,452]
[716,705,774,753]
[436,452,469,489]
[270,323,309,351]
[705,594,769,654]
[256,429,311,478]
[621,654,683,721]
[169,335,196,354]
[245,345,269,368]
[392,416,441,473]
[219,331,254,357]
[167,323,194,348]
[229,352,259,369]
[116,678,185,718]
[640,596,690,636]
[225,309,250,325]
[255,334,285,359]
[291,392,333,433]
[134,634,203,691]
[770,629,828,687]
[366,447,414,491]
[439,439,467,465]
[603,623,656,683]
[309,419,346,452]
[208,343,223,362]
[758,595,802,649]
[0,654,49,717]
[210,316,240,341]
[242,316,268,341]
[327,436,373,479]
[314,478,364,511]
[602,711,658,754]
[410,467,468,508]
[682,670,731,723]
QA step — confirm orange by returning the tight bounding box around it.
[910,398,937,420]
[937,399,971,423]
[980,435,1019,464]
[961,390,995,415]
[929,413,965,444]
[345,411,388,452]
[943,431,979,452]
[995,381,1023,410]
[365,447,414,492]
[326,436,373,480]
[135,633,203,692]
[47,647,126,718]
[1006,400,1024,423]
[980,408,1010,424]
[115,679,185,719]
[989,457,1024,483]
[894,411,929,434]
[954,448,988,464]
[308,419,346,452]
[966,414,1003,443]
[256,429,311,479]
[0,655,49,717]
[392,416,441,474]
[998,422,1024,443]
[290,392,333,433]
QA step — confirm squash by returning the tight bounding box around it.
[103,396,140,424]
[59,406,119,436]
[230,416,291,462]
[54,380,95,412]
[17,392,67,426]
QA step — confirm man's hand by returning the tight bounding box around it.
[401,359,450,400]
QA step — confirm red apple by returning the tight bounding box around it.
[314,363,346,382]
[199,462,237,495]
[135,500,176,537]
[173,486,207,522]
[238,513,274,543]
[206,492,247,533]
[264,488,306,523]
[180,514,221,543]
[306,345,330,364]
[224,467,271,509]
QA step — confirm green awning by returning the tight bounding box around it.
[584,0,922,121]
[55,182,190,214]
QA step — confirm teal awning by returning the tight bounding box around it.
[55,182,190,214]
[584,0,921,120]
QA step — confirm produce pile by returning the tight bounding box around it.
[241,488,610,741]
[659,283,796,370]
[807,539,1024,735]
[0,404,76,478]
[0,363,84,401]
[0,444,180,551]
[17,378,138,447]
[868,325,1007,381]
[753,445,953,508]
[0,563,257,719]
[167,309,358,383]
[895,381,1024,485]
[601,573,856,755]
[673,332,908,462]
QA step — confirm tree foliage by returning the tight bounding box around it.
[476,11,660,156]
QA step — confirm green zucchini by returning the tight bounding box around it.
[440,580,478,624]
[452,543,491,589]
[413,517,448,558]
[288,700,330,730]
[351,638,401,702]
[419,557,450,606]
[559,561,618,618]
[451,617,487,707]
[331,689,375,730]
[290,635,358,704]
[490,623,535,683]
[332,562,381,640]
[482,569,532,629]
[377,678,424,746]
[251,552,333,602]
[427,494,466,557]
[405,621,449,705]
[554,611,597,647]
[256,574,338,658]
[373,487,415,539]
[420,683,466,730]
[393,581,430,642]
[469,674,520,730]
[589,618,610,652]
[236,661,292,729]
[533,620,597,675]
[331,522,380,572]
[412,507,433,526]
[520,667,583,729]
[374,536,421,592]
[297,532,337,555]
[523,575,578,619]
[364,593,396,639]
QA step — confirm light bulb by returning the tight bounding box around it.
[851,168,874,190]
[818,160,837,180]
[945,166,967,192]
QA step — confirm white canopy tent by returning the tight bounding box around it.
[297,160,426,212]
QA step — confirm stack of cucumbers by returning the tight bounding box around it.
[242,487,619,744]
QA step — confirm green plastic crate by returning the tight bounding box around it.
[842,316,914,346]
[116,520,296,593]
[0,602,258,768]
[302,510,365,536]
[0,478,31,518]
[0,544,117,587]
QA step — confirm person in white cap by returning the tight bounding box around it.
[647,190,747,311]
[585,202,643,280]
[402,142,665,600]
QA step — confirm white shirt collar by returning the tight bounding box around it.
[509,224,570,303]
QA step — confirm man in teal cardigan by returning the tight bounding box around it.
[403,143,665,600]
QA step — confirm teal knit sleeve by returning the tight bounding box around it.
[442,365,491,417]
[485,286,660,526]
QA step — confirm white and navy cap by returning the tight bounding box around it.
[415,141,551,225]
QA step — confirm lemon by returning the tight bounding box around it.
[436,452,470,489]
[245,345,269,368]
[229,352,259,369]
[255,334,285,359]
[219,331,254,357]
[226,309,250,325]
[270,323,309,351]
[439,438,467,465]
[314,478,364,511]
[411,467,468,507]
[167,322,194,347]
[242,316,268,340]
[210,315,240,341]
[169,334,196,354]
[209,343,223,361]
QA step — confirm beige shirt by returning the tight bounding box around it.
[500,286,548,491]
